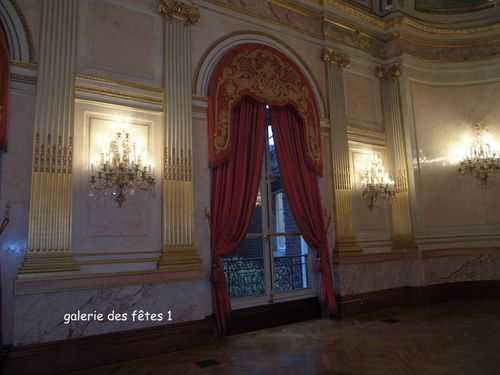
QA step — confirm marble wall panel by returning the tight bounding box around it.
[14,279,212,345]
[334,260,409,295]
[410,80,500,238]
[424,255,500,285]
[0,83,36,344]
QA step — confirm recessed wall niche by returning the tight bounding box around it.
[344,70,383,131]
[72,100,163,272]
[350,144,392,251]
[410,79,500,238]
[78,0,163,86]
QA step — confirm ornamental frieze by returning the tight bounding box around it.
[201,0,500,62]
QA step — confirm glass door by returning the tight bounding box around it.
[223,107,317,309]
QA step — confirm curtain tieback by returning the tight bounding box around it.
[210,262,226,286]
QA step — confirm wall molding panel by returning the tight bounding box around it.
[0,0,33,63]
[75,74,163,112]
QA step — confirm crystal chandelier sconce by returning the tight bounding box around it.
[89,131,156,207]
[360,153,396,210]
[458,124,500,184]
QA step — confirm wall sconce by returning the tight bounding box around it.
[360,153,395,210]
[89,130,156,207]
[458,124,500,184]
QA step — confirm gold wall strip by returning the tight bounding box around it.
[158,6,202,272]
[379,64,416,251]
[21,0,80,274]
[323,49,361,254]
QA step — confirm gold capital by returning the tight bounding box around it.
[322,48,350,68]
[375,63,401,80]
[158,0,200,25]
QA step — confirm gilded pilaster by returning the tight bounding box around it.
[21,0,79,274]
[158,0,202,272]
[322,49,360,254]
[378,63,416,250]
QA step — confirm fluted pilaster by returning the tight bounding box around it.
[322,49,360,253]
[21,0,79,274]
[158,1,202,272]
[378,64,416,250]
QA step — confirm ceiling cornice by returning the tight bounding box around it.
[197,0,500,62]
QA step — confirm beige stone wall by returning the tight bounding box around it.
[1,0,500,346]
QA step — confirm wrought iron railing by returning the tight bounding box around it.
[223,254,308,298]
[273,254,309,293]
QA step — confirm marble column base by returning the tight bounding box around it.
[18,253,80,275]
[157,247,202,272]
[335,237,362,254]
[392,236,417,251]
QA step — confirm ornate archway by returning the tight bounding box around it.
[0,0,33,63]
[208,43,324,175]
[0,22,9,152]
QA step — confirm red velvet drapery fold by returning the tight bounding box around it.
[210,97,336,334]
[210,97,266,334]
[271,106,337,313]
[0,24,9,152]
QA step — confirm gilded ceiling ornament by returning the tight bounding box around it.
[375,64,385,79]
[321,48,350,68]
[374,63,401,80]
[158,0,200,25]
[388,64,401,79]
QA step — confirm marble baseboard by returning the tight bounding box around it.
[11,253,500,345]
[13,279,211,346]
[424,254,500,285]
[334,254,500,296]
[334,260,410,296]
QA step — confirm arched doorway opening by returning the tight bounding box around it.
[0,22,9,152]
[207,43,336,333]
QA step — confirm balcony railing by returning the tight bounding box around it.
[223,254,309,298]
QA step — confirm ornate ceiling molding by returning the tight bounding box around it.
[322,48,350,68]
[158,0,200,24]
[200,0,500,62]
[375,63,401,80]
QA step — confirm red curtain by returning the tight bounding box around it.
[0,24,9,152]
[271,106,337,313]
[210,96,266,333]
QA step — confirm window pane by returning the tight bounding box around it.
[267,127,300,234]
[271,235,310,293]
[267,125,280,178]
[247,192,263,234]
[270,188,300,233]
[224,238,265,298]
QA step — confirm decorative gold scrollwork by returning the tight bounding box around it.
[158,0,200,25]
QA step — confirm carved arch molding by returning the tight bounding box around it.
[0,0,33,62]
[208,43,323,175]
